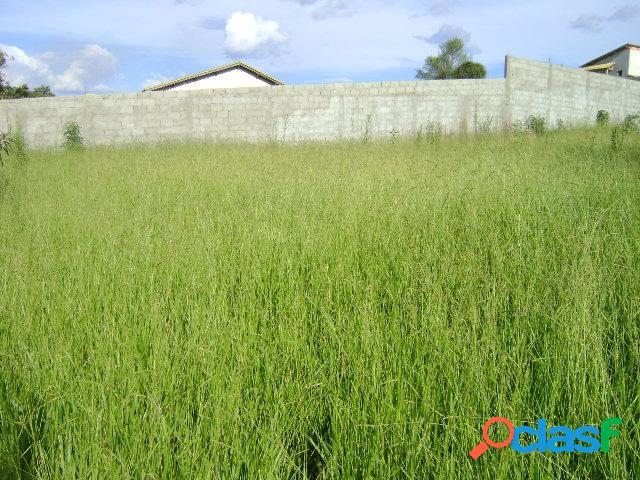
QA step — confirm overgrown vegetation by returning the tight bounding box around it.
[0,128,639,479]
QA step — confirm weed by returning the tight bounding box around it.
[621,114,639,133]
[610,125,624,152]
[473,105,494,134]
[596,110,610,126]
[10,126,27,164]
[425,120,443,144]
[0,131,12,165]
[63,121,84,150]
[525,115,546,135]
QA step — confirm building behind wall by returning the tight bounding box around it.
[143,61,283,92]
[580,43,640,80]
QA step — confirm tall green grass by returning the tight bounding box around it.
[0,129,638,479]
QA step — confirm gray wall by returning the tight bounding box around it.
[1,56,640,148]
[506,56,640,126]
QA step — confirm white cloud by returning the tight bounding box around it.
[1,43,118,93]
[54,45,118,91]
[0,44,54,86]
[224,12,287,58]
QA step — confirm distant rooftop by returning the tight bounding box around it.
[143,61,284,92]
[580,43,640,68]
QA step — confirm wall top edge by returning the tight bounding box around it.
[0,78,507,105]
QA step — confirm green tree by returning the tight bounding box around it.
[416,38,486,80]
[31,85,55,97]
[454,61,486,79]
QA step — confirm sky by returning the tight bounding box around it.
[0,0,639,95]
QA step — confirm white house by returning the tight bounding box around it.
[143,61,283,92]
[580,43,640,80]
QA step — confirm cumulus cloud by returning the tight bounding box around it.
[0,43,118,93]
[570,4,640,32]
[287,0,354,20]
[0,44,53,85]
[414,24,480,54]
[224,12,287,58]
[55,44,118,91]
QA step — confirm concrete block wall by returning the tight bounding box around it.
[506,56,640,126]
[1,56,639,148]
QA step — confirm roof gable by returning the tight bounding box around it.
[580,43,640,68]
[143,61,283,91]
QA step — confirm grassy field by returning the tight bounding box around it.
[0,129,639,479]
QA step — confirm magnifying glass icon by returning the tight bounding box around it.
[469,417,514,460]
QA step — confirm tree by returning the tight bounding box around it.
[31,85,55,97]
[416,37,486,80]
[454,61,486,79]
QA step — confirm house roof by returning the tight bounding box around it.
[143,61,284,91]
[580,43,640,68]
[582,62,616,72]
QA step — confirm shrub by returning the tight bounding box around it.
[454,61,486,79]
[596,110,610,126]
[63,121,84,150]
[525,116,546,135]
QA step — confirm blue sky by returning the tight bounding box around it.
[1,0,638,94]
